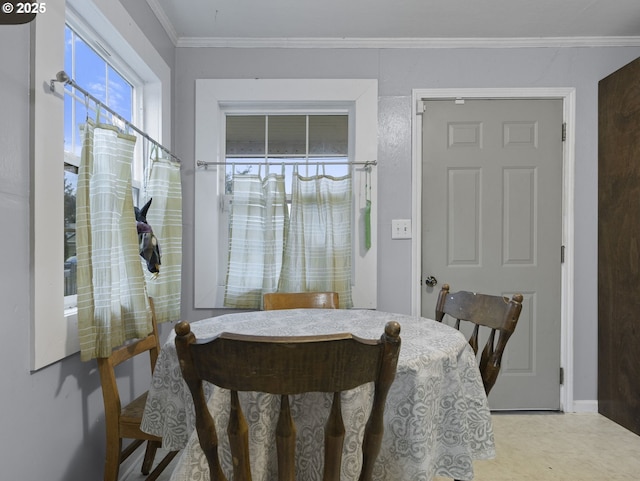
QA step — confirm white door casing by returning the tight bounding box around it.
[411,88,576,412]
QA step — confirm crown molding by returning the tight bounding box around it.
[145,0,178,45]
[175,36,640,49]
[144,0,640,50]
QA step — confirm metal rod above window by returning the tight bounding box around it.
[50,70,181,164]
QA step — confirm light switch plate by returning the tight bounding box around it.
[391,219,412,239]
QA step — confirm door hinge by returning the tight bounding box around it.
[562,122,567,142]
[561,245,565,263]
[559,367,564,385]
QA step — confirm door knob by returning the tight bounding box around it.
[424,276,438,287]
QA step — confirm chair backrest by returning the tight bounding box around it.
[174,320,401,481]
[97,299,161,433]
[96,299,172,481]
[435,283,523,395]
[263,291,339,310]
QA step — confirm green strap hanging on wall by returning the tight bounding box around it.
[364,167,372,250]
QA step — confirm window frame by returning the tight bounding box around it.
[31,0,171,370]
[62,21,141,315]
[194,79,378,309]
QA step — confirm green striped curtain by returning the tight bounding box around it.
[142,151,182,323]
[278,172,353,308]
[262,173,289,296]
[76,122,151,361]
[224,172,288,308]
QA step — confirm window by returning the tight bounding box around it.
[194,79,378,309]
[63,24,137,312]
[221,113,350,285]
[222,114,352,308]
[225,114,349,194]
[32,0,171,370]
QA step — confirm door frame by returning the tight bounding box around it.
[411,88,576,412]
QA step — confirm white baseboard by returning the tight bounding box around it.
[570,400,598,413]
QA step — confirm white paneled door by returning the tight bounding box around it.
[420,99,563,410]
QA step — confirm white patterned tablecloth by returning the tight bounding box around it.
[141,309,495,481]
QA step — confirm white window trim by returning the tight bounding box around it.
[194,79,378,309]
[31,0,171,370]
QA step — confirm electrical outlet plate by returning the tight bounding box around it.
[391,219,411,239]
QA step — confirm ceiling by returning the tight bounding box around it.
[146,0,640,47]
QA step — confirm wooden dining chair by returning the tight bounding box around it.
[96,299,178,481]
[435,284,523,396]
[263,291,339,310]
[174,319,401,481]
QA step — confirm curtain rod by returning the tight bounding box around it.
[49,70,181,164]
[197,160,377,168]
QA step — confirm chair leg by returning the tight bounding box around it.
[141,440,160,475]
[104,437,122,481]
[146,451,180,481]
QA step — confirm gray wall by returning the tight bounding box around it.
[120,0,175,75]
[173,45,640,404]
[3,3,640,478]
[0,23,107,480]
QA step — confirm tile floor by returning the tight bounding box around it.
[125,412,640,481]
[437,412,640,481]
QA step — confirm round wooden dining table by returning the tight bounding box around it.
[141,308,495,481]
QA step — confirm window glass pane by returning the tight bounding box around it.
[64,26,73,79]
[64,166,77,296]
[309,115,348,157]
[74,40,106,102]
[107,65,132,121]
[226,116,265,156]
[268,115,306,156]
[225,116,265,195]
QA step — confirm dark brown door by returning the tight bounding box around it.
[598,56,640,435]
